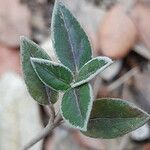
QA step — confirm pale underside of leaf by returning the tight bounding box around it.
[20,36,58,105]
[72,57,113,87]
[61,83,93,131]
[51,2,92,73]
[82,98,150,139]
[31,58,74,91]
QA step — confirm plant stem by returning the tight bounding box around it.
[23,114,62,150]
[45,86,56,123]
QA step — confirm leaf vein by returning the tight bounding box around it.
[73,88,83,120]
[59,7,77,73]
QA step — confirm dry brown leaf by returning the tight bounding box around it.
[98,4,137,59]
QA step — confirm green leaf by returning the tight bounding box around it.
[72,57,113,87]
[20,36,58,105]
[82,98,150,139]
[61,83,93,131]
[31,58,73,91]
[51,2,92,73]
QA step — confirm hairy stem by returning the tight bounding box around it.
[23,114,62,150]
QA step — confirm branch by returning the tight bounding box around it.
[107,67,139,91]
[23,114,62,150]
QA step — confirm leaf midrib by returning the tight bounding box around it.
[39,65,70,86]
[73,88,84,121]
[59,7,77,73]
[78,70,96,81]
[78,61,107,81]
[90,115,145,121]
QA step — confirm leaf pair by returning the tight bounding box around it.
[30,57,112,91]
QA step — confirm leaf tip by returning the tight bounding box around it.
[20,36,28,44]
[20,35,25,40]
[143,111,150,121]
[30,57,42,70]
[99,56,113,65]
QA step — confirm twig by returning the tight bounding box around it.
[23,113,62,150]
[108,67,138,91]
[129,84,150,113]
